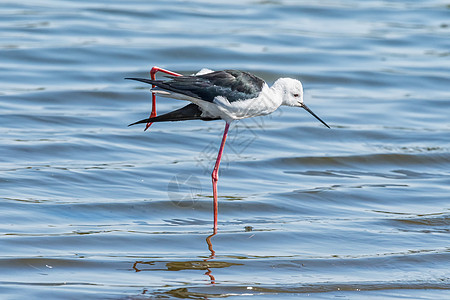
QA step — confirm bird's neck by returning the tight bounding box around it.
[270,79,287,105]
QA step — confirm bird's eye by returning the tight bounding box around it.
[293,93,299,97]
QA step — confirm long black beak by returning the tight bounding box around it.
[301,103,330,128]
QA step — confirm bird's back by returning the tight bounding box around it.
[153,70,266,103]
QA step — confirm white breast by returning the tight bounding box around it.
[209,84,282,122]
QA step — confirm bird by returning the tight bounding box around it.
[126,68,330,233]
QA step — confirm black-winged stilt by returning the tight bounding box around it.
[127,67,329,233]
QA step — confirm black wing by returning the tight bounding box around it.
[126,70,265,103]
[128,103,220,126]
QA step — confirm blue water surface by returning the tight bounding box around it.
[1,0,450,299]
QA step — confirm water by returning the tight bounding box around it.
[1,0,450,299]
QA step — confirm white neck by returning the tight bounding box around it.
[270,78,289,105]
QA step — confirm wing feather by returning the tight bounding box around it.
[126,70,265,103]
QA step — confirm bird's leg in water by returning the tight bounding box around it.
[211,122,230,233]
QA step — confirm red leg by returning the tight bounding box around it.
[145,67,182,131]
[211,122,230,233]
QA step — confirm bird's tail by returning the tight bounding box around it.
[128,103,219,126]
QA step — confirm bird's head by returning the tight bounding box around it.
[276,78,304,107]
[275,78,330,128]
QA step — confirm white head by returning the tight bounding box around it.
[273,77,330,128]
[274,78,304,107]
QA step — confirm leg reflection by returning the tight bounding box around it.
[205,231,216,259]
[204,231,217,284]
[132,231,235,286]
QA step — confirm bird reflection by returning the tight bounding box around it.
[132,230,238,285]
[204,231,217,283]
